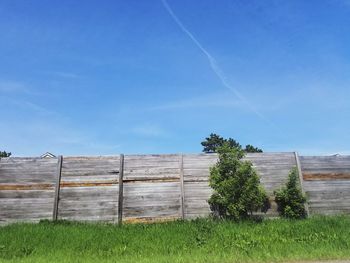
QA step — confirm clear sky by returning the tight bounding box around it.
[1,0,350,156]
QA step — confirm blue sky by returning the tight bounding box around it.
[1,0,350,156]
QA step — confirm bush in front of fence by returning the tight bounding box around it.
[208,143,270,220]
[274,167,307,219]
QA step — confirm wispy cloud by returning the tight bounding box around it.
[2,96,54,116]
[0,80,45,96]
[0,79,55,116]
[48,71,81,79]
[131,123,169,137]
[161,0,268,121]
[148,92,242,111]
[20,101,53,115]
[0,118,121,156]
[0,80,28,93]
[338,0,350,7]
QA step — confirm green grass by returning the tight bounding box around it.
[0,216,350,263]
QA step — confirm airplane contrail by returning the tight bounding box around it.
[161,0,268,121]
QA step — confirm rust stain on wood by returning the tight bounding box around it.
[303,173,350,181]
[60,180,119,188]
[59,177,179,188]
[0,184,54,190]
[0,178,180,190]
[123,178,179,183]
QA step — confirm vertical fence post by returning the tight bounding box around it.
[118,154,124,225]
[294,152,310,217]
[53,155,63,221]
[179,154,185,220]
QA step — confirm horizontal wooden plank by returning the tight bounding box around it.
[124,199,180,208]
[0,190,54,199]
[123,192,179,202]
[0,158,57,186]
[59,186,118,199]
[58,208,118,218]
[62,156,120,161]
[58,215,116,222]
[123,205,181,218]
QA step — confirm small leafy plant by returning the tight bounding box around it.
[208,143,269,220]
[274,167,307,219]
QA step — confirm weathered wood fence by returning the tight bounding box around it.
[1,153,349,224]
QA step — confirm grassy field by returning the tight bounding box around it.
[0,216,350,263]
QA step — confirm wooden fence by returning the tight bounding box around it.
[0,153,349,224]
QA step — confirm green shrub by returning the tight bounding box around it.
[0,151,11,158]
[208,143,269,220]
[274,167,307,219]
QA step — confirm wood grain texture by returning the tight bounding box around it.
[121,154,182,222]
[123,154,180,181]
[300,155,350,215]
[56,156,120,222]
[0,157,57,224]
[122,181,181,221]
[0,158,57,184]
